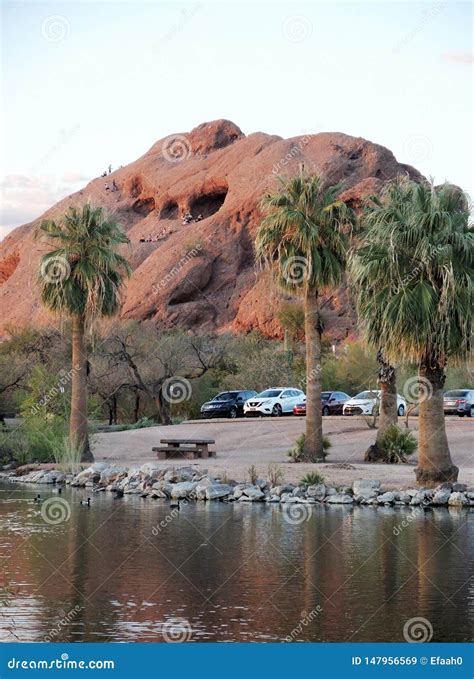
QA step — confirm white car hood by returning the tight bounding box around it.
[346,398,375,405]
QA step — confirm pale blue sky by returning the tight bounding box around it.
[1,0,472,238]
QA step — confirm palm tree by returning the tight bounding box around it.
[256,172,354,461]
[351,178,472,485]
[37,204,131,462]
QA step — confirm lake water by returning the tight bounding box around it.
[0,482,472,643]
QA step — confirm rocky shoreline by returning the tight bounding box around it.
[1,463,473,508]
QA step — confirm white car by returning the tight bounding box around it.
[244,388,306,417]
[343,390,406,417]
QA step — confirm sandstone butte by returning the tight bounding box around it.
[0,120,422,340]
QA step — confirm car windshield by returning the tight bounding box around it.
[321,392,332,400]
[354,391,378,400]
[444,390,469,398]
[258,389,282,398]
[213,392,238,401]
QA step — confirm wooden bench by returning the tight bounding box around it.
[152,438,216,460]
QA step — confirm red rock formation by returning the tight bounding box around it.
[0,120,421,339]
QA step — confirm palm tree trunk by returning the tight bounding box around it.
[303,292,323,461]
[376,350,398,440]
[70,314,93,463]
[416,362,458,486]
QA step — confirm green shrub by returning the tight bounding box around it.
[300,471,325,486]
[377,424,417,463]
[288,433,331,462]
[53,436,82,473]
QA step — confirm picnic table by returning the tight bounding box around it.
[152,438,216,460]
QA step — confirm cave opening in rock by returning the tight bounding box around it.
[189,189,228,219]
[159,201,179,220]
[132,197,155,216]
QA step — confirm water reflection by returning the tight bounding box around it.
[0,483,472,642]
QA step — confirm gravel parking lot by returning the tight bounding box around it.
[93,415,474,489]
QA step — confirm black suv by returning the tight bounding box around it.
[200,390,257,419]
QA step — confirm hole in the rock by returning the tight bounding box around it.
[129,176,142,199]
[132,197,155,215]
[159,201,179,220]
[189,190,228,219]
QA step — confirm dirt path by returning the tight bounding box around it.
[91,416,474,489]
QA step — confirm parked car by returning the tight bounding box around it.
[443,389,474,417]
[343,390,406,416]
[293,391,351,416]
[200,390,257,419]
[244,388,305,417]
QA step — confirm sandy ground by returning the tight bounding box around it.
[91,416,474,490]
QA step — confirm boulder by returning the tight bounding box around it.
[377,492,395,504]
[100,466,129,485]
[352,479,381,497]
[171,482,197,499]
[205,484,232,500]
[306,484,326,501]
[431,489,451,506]
[326,493,354,504]
[448,492,469,507]
[242,486,265,501]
